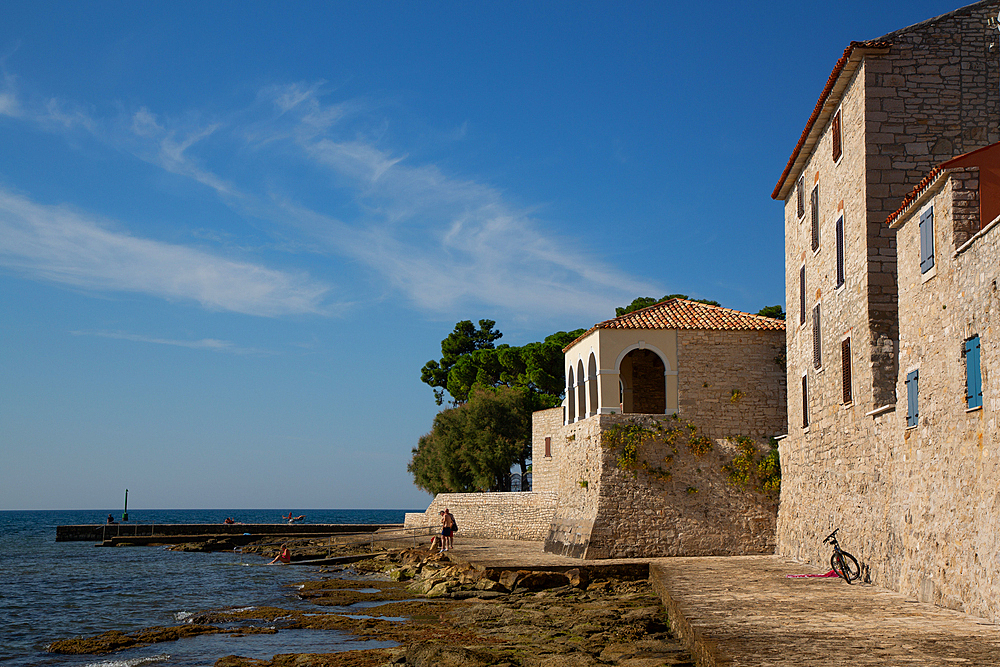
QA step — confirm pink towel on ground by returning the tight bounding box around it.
[786,570,840,578]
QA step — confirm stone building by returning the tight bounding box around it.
[407,299,787,559]
[883,142,1000,618]
[773,0,1000,619]
[534,299,786,558]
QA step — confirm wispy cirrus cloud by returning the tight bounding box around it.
[0,187,332,317]
[1,77,658,322]
[70,330,268,354]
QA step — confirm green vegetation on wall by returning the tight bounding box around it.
[600,416,781,499]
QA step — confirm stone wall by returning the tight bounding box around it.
[676,329,787,440]
[538,414,778,558]
[403,492,558,541]
[778,1,1000,621]
[531,407,565,495]
[886,171,1000,620]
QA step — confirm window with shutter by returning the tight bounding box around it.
[919,207,935,274]
[966,337,983,409]
[799,265,806,325]
[544,436,552,458]
[835,216,845,288]
[811,185,820,252]
[905,370,919,428]
[832,110,842,162]
[812,304,822,369]
[841,338,852,404]
[797,176,805,219]
[802,375,809,428]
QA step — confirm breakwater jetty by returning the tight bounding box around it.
[57,523,404,545]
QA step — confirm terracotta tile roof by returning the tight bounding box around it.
[885,166,946,227]
[886,141,1000,227]
[771,40,891,201]
[565,299,785,351]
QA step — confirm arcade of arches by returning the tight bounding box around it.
[566,347,669,423]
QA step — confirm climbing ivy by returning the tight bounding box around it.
[722,435,781,497]
[601,415,713,483]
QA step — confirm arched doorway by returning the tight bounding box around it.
[619,348,666,414]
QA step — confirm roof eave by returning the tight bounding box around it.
[772,43,891,201]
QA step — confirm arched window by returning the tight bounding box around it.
[588,353,599,417]
[566,366,575,424]
[577,359,586,421]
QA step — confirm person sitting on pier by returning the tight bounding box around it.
[269,544,291,565]
[107,514,115,524]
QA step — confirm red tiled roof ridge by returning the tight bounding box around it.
[885,166,946,227]
[885,139,1000,226]
[563,298,785,351]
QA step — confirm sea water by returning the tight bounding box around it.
[0,509,416,666]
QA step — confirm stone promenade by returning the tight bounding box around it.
[447,539,1000,666]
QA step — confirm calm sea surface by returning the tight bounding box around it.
[0,509,416,667]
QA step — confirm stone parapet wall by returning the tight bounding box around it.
[404,492,558,541]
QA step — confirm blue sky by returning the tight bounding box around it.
[0,1,970,510]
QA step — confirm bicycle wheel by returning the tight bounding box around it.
[831,551,861,583]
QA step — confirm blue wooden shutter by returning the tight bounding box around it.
[802,375,809,428]
[906,370,919,427]
[836,216,845,288]
[966,337,983,409]
[919,208,935,274]
[799,266,806,324]
[811,185,820,252]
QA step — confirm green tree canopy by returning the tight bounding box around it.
[420,319,502,405]
[421,320,584,406]
[757,305,786,320]
[408,386,537,494]
[615,294,721,317]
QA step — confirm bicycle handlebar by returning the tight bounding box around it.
[823,528,840,543]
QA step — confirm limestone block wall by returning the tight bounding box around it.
[889,173,1000,620]
[539,413,778,558]
[778,1,1000,621]
[403,491,558,541]
[531,407,565,495]
[676,329,787,440]
[586,415,778,558]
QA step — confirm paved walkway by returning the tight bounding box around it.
[447,540,1000,667]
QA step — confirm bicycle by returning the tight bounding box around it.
[824,528,861,583]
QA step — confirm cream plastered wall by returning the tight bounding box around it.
[564,328,678,420]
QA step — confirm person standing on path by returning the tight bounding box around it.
[442,508,456,551]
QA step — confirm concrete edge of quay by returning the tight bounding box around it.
[649,562,730,667]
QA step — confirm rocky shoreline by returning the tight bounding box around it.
[49,545,696,666]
